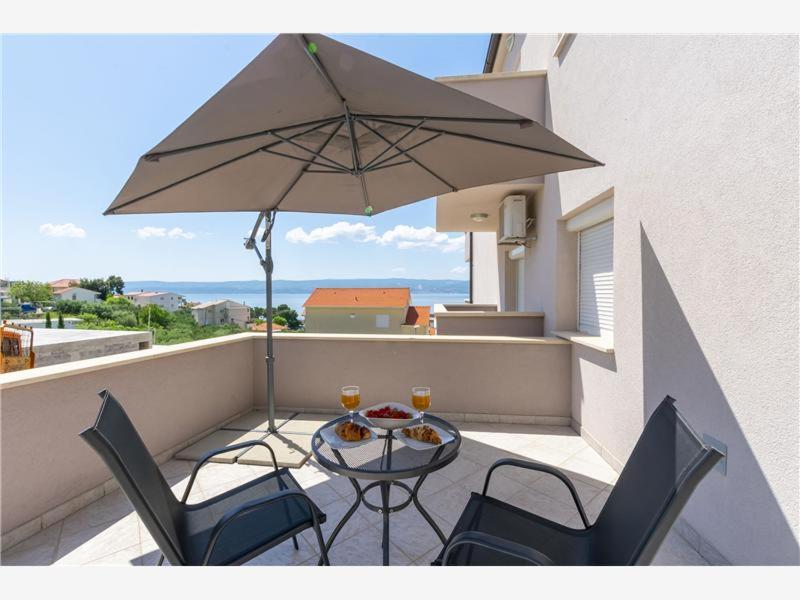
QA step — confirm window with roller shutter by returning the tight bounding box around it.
[578,219,614,337]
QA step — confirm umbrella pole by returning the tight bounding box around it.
[246,210,277,432]
[264,224,276,433]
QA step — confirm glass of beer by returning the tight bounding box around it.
[411,386,431,423]
[340,386,360,422]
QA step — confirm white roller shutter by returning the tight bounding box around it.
[578,219,614,337]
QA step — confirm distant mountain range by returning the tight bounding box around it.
[124,278,469,295]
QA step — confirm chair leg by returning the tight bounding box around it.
[292,535,299,550]
[157,553,165,566]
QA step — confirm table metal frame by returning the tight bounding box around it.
[311,414,461,565]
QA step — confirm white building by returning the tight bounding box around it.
[52,287,100,303]
[190,299,250,328]
[124,291,185,312]
[435,34,798,565]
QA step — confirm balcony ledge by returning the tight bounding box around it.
[0,332,570,390]
[552,331,615,353]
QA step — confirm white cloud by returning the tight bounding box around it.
[286,221,378,244]
[39,222,86,238]
[376,225,464,253]
[285,221,464,253]
[136,226,195,239]
[167,227,196,239]
[450,265,468,274]
[391,267,407,273]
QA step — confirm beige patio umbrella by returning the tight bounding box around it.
[106,33,602,430]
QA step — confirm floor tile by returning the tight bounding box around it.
[326,525,412,566]
[237,433,312,468]
[279,413,334,435]
[221,410,292,432]
[243,536,317,566]
[54,515,140,565]
[1,522,62,566]
[175,430,266,463]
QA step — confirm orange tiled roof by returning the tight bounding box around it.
[303,287,411,308]
[50,278,78,289]
[249,322,287,332]
[404,305,430,327]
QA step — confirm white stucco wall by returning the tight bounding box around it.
[468,34,799,564]
[471,231,502,307]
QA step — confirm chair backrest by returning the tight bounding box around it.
[591,396,723,565]
[80,389,185,565]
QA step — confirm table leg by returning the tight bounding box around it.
[380,481,391,566]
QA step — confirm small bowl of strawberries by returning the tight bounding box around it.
[359,402,420,430]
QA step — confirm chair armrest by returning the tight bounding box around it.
[483,458,590,528]
[201,489,323,565]
[442,531,554,566]
[180,440,280,504]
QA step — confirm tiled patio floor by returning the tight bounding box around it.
[1,421,707,566]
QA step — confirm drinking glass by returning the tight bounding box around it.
[340,386,360,422]
[411,386,431,423]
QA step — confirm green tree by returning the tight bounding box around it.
[142,304,170,328]
[45,312,52,328]
[57,312,65,328]
[106,275,125,296]
[105,296,133,308]
[275,304,301,330]
[9,280,53,302]
[272,315,288,326]
[79,277,110,300]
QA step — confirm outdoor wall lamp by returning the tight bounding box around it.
[470,212,489,222]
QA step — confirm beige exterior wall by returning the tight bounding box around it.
[303,306,407,334]
[466,34,799,564]
[435,312,544,336]
[252,333,571,418]
[1,332,571,543]
[0,335,255,536]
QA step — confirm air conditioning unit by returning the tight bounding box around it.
[498,195,528,244]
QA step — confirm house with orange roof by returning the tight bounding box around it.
[303,287,430,335]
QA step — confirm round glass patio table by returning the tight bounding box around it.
[311,414,461,565]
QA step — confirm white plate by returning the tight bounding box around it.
[394,423,454,450]
[319,422,377,449]
[359,402,420,430]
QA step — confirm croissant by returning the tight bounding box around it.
[335,421,371,442]
[402,425,442,445]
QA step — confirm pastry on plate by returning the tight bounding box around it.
[402,425,442,445]
[335,421,372,442]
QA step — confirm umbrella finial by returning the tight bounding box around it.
[364,205,374,216]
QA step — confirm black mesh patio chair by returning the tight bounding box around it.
[435,396,723,566]
[80,389,329,566]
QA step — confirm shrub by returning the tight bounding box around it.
[57,312,65,328]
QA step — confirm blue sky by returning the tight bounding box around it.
[2,34,489,282]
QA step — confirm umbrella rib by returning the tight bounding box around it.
[366,116,604,166]
[107,120,344,214]
[269,129,352,173]
[259,147,350,173]
[273,120,346,211]
[359,119,426,172]
[359,120,457,192]
[363,131,443,172]
[365,159,413,172]
[142,116,342,162]
[352,113,534,127]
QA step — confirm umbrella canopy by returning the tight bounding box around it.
[105,34,602,434]
[105,33,600,217]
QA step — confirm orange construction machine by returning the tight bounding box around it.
[1,320,35,373]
